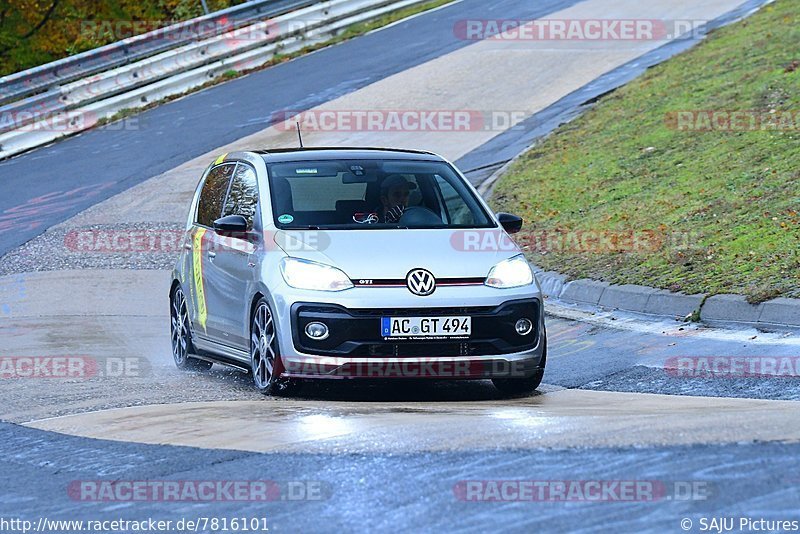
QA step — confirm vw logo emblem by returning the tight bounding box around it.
[406,269,436,296]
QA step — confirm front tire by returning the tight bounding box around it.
[170,286,213,371]
[492,369,544,395]
[250,298,299,396]
[492,333,546,395]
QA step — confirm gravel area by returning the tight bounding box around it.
[0,222,183,275]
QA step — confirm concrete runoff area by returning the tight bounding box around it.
[23,392,800,452]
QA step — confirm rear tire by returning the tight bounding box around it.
[170,286,213,371]
[250,297,300,396]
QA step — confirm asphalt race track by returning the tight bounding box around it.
[1,0,799,532]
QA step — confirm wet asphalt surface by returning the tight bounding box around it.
[1,314,800,424]
[3,419,800,533]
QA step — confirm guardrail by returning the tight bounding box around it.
[0,0,314,107]
[0,0,433,160]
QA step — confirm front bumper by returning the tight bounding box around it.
[277,297,545,380]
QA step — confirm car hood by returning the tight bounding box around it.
[273,228,521,280]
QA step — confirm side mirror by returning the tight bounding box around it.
[213,214,248,234]
[496,212,523,234]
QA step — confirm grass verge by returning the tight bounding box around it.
[491,0,800,302]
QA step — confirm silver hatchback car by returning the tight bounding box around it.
[170,148,546,395]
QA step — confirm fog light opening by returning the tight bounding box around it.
[305,322,329,340]
[515,318,533,336]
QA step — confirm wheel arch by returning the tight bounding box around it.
[249,291,265,324]
[248,290,287,379]
[170,279,182,299]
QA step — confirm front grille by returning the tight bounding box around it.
[351,278,485,288]
[291,299,540,357]
[348,341,499,357]
[347,306,496,317]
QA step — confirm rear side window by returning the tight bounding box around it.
[196,164,235,227]
[223,164,259,229]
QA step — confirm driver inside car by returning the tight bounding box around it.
[378,174,417,223]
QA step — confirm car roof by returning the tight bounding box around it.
[252,147,443,163]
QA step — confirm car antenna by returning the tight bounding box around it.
[296,122,304,148]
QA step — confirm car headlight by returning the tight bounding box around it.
[280,257,353,291]
[485,254,533,288]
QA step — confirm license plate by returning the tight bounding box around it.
[381,316,471,339]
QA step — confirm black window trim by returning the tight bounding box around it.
[430,173,453,224]
[265,158,498,230]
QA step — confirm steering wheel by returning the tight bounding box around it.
[398,206,443,226]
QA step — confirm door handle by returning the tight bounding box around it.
[208,251,216,259]
[183,243,192,251]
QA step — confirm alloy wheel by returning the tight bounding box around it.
[170,288,189,366]
[251,302,276,389]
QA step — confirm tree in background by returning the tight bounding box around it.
[0,0,242,76]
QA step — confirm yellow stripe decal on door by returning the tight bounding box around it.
[193,228,208,332]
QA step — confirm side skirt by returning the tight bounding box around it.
[193,333,251,372]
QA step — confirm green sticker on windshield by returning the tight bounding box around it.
[278,214,294,224]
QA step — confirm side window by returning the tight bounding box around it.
[435,174,474,225]
[223,164,259,229]
[196,164,235,227]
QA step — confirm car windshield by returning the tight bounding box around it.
[266,159,495,229]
